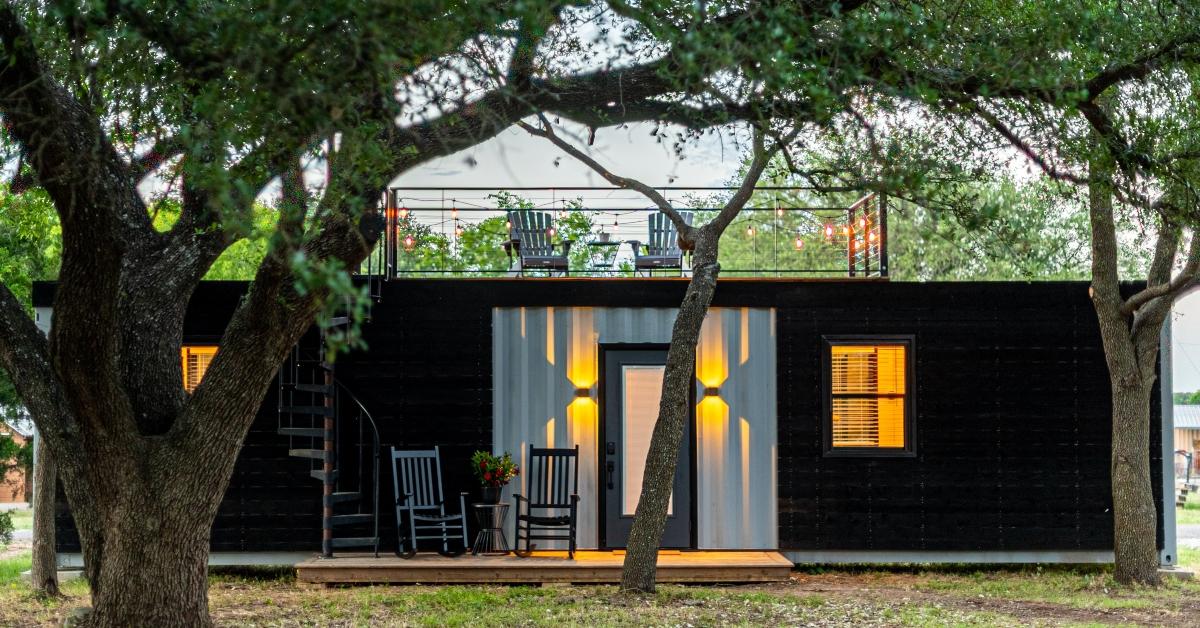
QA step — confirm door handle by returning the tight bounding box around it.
[606,461,615,489]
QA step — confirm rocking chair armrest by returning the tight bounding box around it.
[396,491,414,506]
[512,493,529,503]
[570,494,580,504]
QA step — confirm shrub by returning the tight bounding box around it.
[0,509,12,547]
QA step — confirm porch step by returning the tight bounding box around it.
[326,492,361,506]
[289,449,329,461]
[310,470,338,482]
[329,514,374,527]
[330,536,380,549]
[278,427,328,439]
[294,383,334,395]
[280,405,335,417]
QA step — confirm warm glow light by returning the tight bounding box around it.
[868,231,876,243]
[399,207,409,219]
[696,310,728,388]
[746,225,755,237]
[505,219,512,230]
[776,207,784,217]
[566,308,596,388]
[451,207,458,220]
[455,223,464,237]
[403,235,415,251]
[859,217,867,229]
[824,223,834,239]
[794,235,804,250]
[547,227,556,237]
[181,345,218,393]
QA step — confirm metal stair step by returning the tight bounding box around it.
[289,449,328,460]
[310,470,338,482]
[294,383,334,395]
[329,513,374,527]
[280,405,334,417]
[330,537,379,549]
[326,492,361,506]
[277,427,327,439]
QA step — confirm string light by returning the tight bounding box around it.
[505,219,512,230]
[454,222,464,237]
[399,206,409,219]
[794,234,804,250]
[859,217,867,230]
[547,226,556,237]
[824,223,834,240]
[746,224,755,237]
[776,206,784,217]
[451,207,458,220]
[403,235,415,251]
[868,231,877,243]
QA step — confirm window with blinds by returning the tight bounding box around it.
[181,346,218,393]
[826,338,912,454]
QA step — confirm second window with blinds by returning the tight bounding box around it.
[822,336,914,457]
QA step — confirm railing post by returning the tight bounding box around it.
[386,189,398,279]
[847,204,857,277]
[879,192,889,278]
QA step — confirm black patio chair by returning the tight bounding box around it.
[513,445,580,558]
[507,210,572,275]
[390,446,469,558]
[629,210,694,275]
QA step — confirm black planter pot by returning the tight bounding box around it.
[480,486,503,504]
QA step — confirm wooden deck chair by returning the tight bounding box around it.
[390,446,469,558]
[507,210,572,275]
[513,445,580,558]
[629,210,694,275]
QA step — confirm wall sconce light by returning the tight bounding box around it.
[574,388,591,398]
[703,386,720,397]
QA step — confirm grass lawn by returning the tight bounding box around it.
[0,554,1198,626]
[1177,500,1200,525]
[7,507,32,532]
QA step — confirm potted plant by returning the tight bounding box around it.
[471,450,519,503]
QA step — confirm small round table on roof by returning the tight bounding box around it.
[585,239,623,274]
[470,502,511,555]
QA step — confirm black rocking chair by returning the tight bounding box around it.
[513,445,580,558]
[507,210,573,275]
[629,210,694,275]
[390,446,469,558]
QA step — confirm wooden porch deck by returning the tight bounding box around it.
[295,550,793,585]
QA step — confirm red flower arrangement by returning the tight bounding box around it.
[471,450,519,488]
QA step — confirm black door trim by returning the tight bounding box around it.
[597,342,697,549]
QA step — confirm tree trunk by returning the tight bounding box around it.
[621,238,721,593]
[30,435,58,597]
[79,482,215,627]
[1110,374,1160,585]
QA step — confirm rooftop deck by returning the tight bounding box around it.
[295,551,794,585]
[361,187,888,280]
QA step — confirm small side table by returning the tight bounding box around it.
[471,502,511,555]
[585,239,623,274]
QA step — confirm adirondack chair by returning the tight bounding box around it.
[390,446,469,558]
[629,210,694,275]
[507,210,572,275]
[513,445,580,558]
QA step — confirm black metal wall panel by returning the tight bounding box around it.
[42,279,1162,554]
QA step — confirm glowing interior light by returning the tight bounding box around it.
[794,235,804,250]
[403,235,415,251]
[824,223,834,239]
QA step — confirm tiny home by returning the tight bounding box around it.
[32,191,1181,575]
[36,279,1177,568]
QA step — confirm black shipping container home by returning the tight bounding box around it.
[34,278,1179,568]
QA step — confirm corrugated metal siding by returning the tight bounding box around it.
[493,307,777,549]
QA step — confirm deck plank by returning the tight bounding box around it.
[295,550,793,584]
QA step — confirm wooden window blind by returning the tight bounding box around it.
[181,346,218,393]
[829,343,907,449]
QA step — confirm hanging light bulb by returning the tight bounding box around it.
[794,234,804,250]
[451,207,458,220]
[859,216,867,230]
[455,222,464,237]
[399,206,409,219]
[776,206,784,218]
[403,234,415,251]
[824,223,834,240]
[505,219,512,230]
[547,226,556,237]
[746,224,755,237]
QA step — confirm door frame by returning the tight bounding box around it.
[597,342,698,549]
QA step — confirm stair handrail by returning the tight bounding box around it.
[332,377,381,553]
